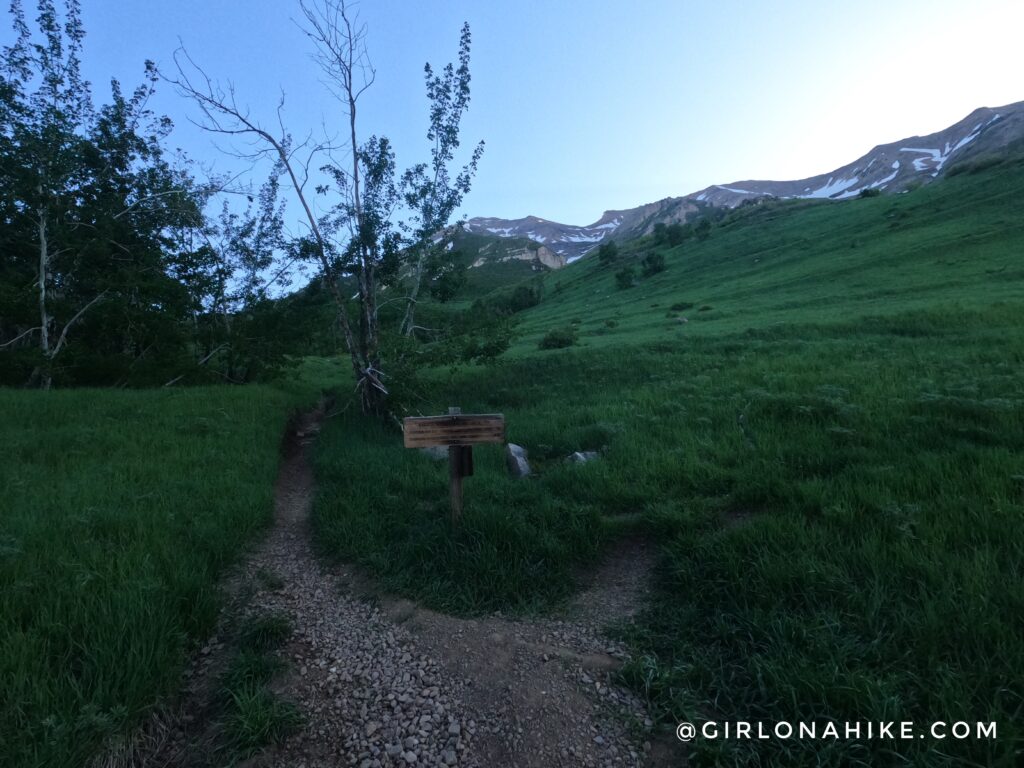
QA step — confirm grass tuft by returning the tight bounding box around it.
[238,613,293,652]
[223,684,303,757]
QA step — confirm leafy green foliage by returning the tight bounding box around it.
[640,252,666,277]
[615,266,636,289]
[666,221,689,246]
[597,240,619,264]
[537,327,577,350]
[0,1,296,388]
[427,252,469,302]
[395,22,484,340]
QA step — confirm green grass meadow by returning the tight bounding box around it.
[312,162,1024,765]
[0,359,338,767]
[3,158,1023,767]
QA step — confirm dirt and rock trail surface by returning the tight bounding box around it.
[129,405,680,768]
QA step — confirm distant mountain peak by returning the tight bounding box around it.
[465,100,1024,264]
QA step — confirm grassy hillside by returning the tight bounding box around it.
[512,156,1024,350]
[313,160,1024,765]
[452,231,553,301]
[0,359,340,767]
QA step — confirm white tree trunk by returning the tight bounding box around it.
[36,207,52,389]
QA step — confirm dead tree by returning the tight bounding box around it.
[165,0,481,414]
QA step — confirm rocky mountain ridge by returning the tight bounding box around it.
[464,100,1024,264]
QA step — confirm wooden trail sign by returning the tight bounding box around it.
[403,407,505,523]
[403,411,505,448]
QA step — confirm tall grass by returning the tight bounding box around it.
[0,359,339,767]
[312,160,1024,765]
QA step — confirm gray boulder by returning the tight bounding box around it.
[505,443,531,477]
[567,450,600,464]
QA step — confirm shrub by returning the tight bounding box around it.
[858,187,881,198]
[538,327,577,350]
[695,218,712,241]
[641,252,666,277]
[698,304,713,312]
[597,240,618,264]
[670,301,693,312]
[508,285,541,313]
[615,267,636,290]
[666,222,688,246]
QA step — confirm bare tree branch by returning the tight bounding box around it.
[50,290,108,358]
[163,342,230,387]
[0,326,42,349]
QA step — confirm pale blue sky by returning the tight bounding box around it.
[7,0,1024,225]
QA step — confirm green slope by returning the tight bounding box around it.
[313,159,1024,766]
[511,157,1024,352]
[451,230,553,302]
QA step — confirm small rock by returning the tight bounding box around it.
[403,751,418,764]
[505,443,531,477]
[566,450,600,464]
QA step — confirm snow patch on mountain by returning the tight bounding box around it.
[560,232,604,243]
[717,185,758,195]
[463,102,1022,266]
[899,115,995,175]
[872,161,900,187]
[567,243,601,264]
[804,175,861,199]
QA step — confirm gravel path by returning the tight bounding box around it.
[107,407,679,768]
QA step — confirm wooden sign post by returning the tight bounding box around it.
[403,407,505,523]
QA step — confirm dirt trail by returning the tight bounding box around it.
[112,407,680,768]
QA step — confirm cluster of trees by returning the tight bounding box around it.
[594,238,666,290]
[597,240,618,265]
[0,1,216,387]
[652,217,711,247]
[614,253,665,289]
[1,0,487,414]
